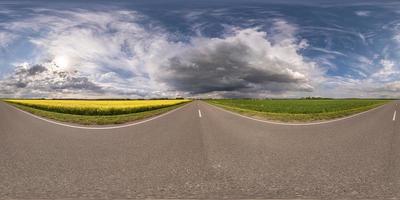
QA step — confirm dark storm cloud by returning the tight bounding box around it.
[162,55,309,94]
[6,64,48,89]
[158,29,316,97]
[12,81,27,88]
[49,76,101,91]
[27,64,47,75]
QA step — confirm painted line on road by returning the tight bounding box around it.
[198,109,202,118]
[206,102,388,126]
[5,102,191,130]
[393,110,397,121]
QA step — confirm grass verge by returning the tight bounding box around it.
[206,99,391,122]
[6,102,187,125]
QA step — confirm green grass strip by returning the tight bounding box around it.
[207,100,390,122]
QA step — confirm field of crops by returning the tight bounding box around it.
[207,99,390,121]
[6,99,190,115]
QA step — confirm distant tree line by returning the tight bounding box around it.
[300,96,333,100]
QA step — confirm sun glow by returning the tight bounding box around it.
[54,55,69,69]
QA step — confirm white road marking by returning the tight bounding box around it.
[207,102,388,126]
[393,110,397,121]
[4,102,190,130]
[198,109,202,118]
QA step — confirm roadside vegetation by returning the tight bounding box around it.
[4,99,190,125]
[206,99,391,122]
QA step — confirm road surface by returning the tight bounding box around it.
[0,100,399,199]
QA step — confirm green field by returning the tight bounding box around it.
[207,99,391,122]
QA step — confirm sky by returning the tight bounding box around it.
[0,0,400,98]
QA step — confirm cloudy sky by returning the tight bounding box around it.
[0,0,400,98]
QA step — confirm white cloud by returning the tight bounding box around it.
[310,47,345,56]
[379,81,400,92]
[270,19,299,45]
[316,59,400,98]
[0,32,16,47]
[393,34,400,43]
[355,11,371,16]
[372,59,398,80]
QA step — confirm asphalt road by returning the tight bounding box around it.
[1,100,400,199]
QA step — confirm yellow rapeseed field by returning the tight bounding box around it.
[6,99,190,115]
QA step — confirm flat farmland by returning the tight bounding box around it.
[4,99,190,125]
[207,99,391,122]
